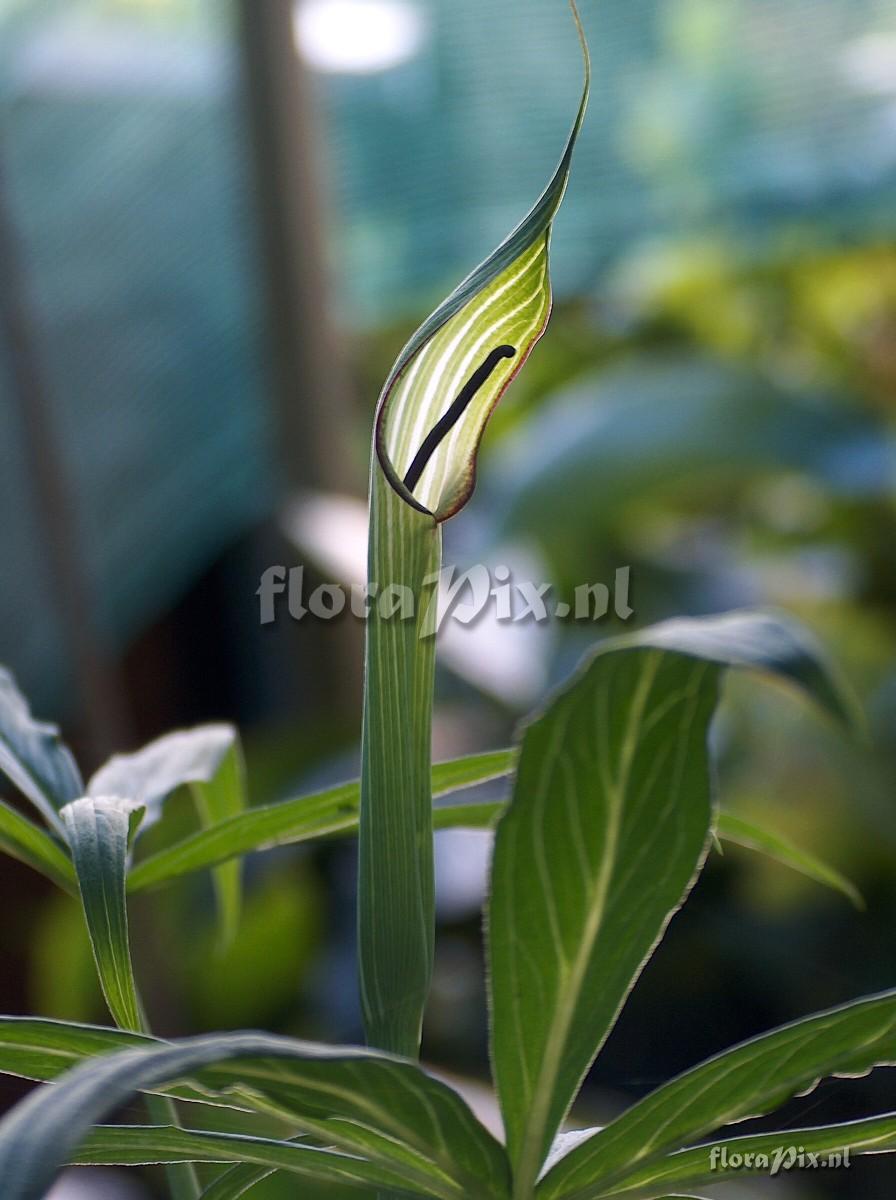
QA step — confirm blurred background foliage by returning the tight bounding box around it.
[1,0,895,1196]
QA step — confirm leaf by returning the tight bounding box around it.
[617,609,861,731]
[716,810,863,908]
[0,1016,149,1080]
[128,750,513,893]
[0,1021,207,1200]
[586,1115,896,1199]
[199,1162,275,1200]
[61,796,144,1031]
[89,724,234,817]
[0,797,76,894]
[487,610,857,1195]
[198,1159,357,1200]
[188,735,247,945]
[489,644,716,1193]
[0,667,82,831]
[0,1031,511,1200]
[90,725,248,942]
[72,1125,430,1197]
[537,988,896,1199]
[0,1016,247,1110]
[127,746,859,915]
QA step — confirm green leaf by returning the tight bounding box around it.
[0,1016,249,1110]
[57,798,203,1196]
[0,1016,150,1081]
[199,1162,275,1200]
[127,746,858,915]
[0,667,82,831]
[0,1031,511,1200]
[489,644,717,1194]
[487,610,857,1196]
[90,724,248,943]
[0,796,76,893]
[61,796,143,1031]
[198,1141,370,1200]
[72,1125,430,1196]
[89,724,235,818]
[538,988,896,1199]
[716,810,864,908]
[188,735,247,946]
[616,609,861,731]
[128,750,513,894]
[585,1115,896,1199]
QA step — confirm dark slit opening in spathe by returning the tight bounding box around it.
[402,345,517,494]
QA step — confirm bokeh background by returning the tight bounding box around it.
[1,0,895,1196]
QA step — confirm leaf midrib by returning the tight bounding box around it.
[204,1067,498,1200]
[513,654,660,1200]
[548,1005,896,1199]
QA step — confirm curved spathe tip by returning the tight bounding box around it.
[373,0,590,523]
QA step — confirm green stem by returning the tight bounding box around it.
[358,467,441,1057]
[136,1000,202,1200]
[144,1092,202,1200]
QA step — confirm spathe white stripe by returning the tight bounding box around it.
[385,237,547,478]
[420,252,550,509]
